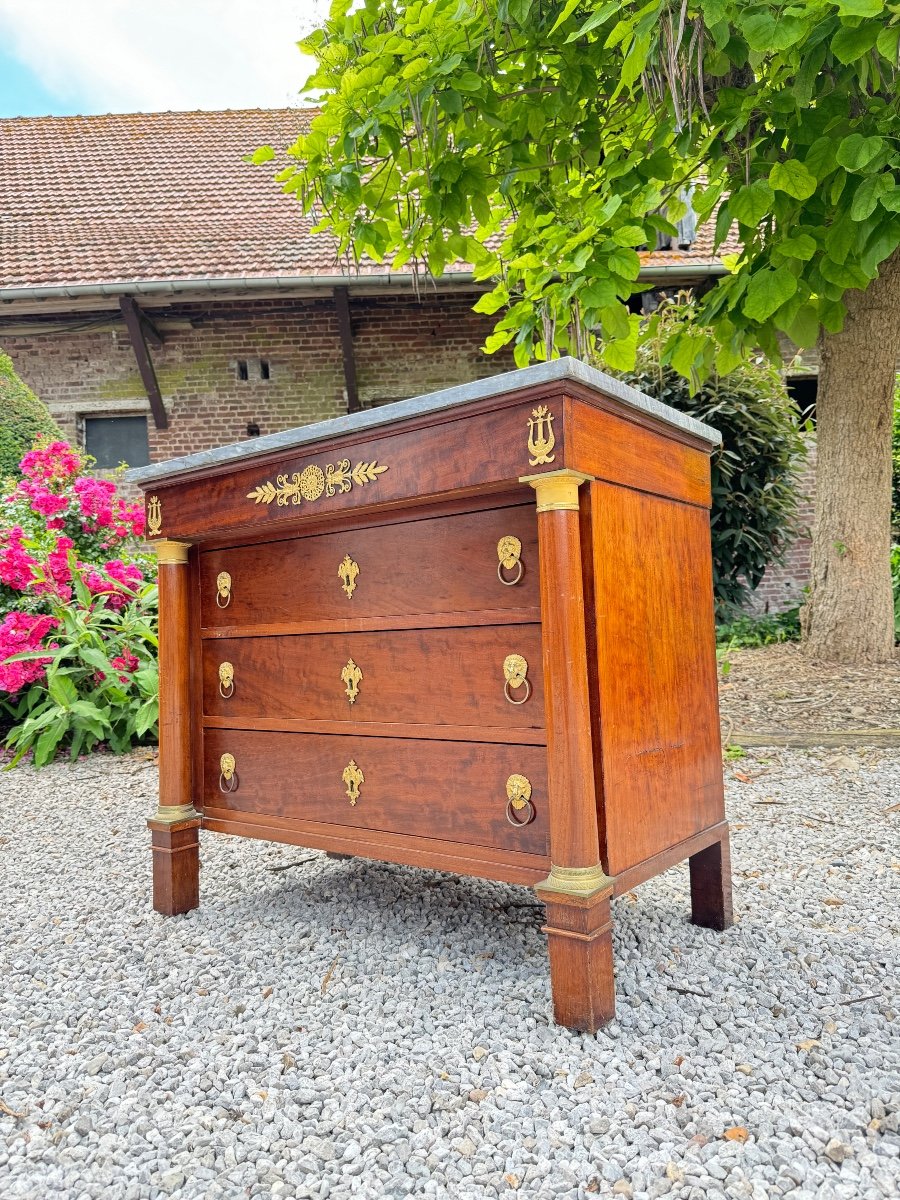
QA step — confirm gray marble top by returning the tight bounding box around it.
[126,357,720,486]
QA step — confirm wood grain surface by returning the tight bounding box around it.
[202,728,550,856]
[200,504,539,628]
[202,624,544,730]
[589,481,725,875]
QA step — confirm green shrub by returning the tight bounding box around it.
[716,608,801,649]
[618,298,806,618]
[0,438,155,764]
[0,352,63,480]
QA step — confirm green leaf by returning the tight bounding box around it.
[566,1,618,40]
[729,181,774,227]
[836,0,883,16]
[599,303,631,340]
[769,160,816,201]
[46,672,78,709]
[743,267,798,322]
[825,217,859,264]
[876,24,900,59]
[850,173,893,221]
[832,22,880,63]
[473,288,509,315]
[835,133,885,171]
[33,716,69,768]
[786,303,820,348]
[776,233,817,261]
[579,277,619,309]
[484,329,515,354]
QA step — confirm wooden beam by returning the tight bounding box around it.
[119,296,168,429]
[333,286,360,413]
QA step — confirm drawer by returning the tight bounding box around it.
[200,504,538,628]
[203,625,544,731]
[202,729,549,856]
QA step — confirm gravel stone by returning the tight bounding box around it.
[1,747,898,1200]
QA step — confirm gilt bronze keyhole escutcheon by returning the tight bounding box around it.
[343,759,364,806]
[503,653,531,704]
[506,773,535,826]
[218,661,234,699]
[341,658,363,705]
[338,554,359,599]
[219,752,238,793]
[216,571,232,608]
[497,535,524,586]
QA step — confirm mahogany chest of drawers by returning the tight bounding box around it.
[130,358,732,1032]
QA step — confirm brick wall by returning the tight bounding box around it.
[745,437,816,615]
[3,292,514,463]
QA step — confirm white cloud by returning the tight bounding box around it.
[0,0,329,113]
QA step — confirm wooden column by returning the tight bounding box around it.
[147,538,200,915]
[521,469,615,1032]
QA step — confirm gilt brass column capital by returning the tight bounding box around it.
[520,469,594,513]
[154,539,192,565]
[535,862,613,899]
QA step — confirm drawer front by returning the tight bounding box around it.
[203,625,544,731]
[200,504,538,627]
[203,730,549,855]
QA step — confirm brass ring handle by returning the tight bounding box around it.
[503,654,530,705]
[497,536,524,587]
[497,559,524,586]
[505,772,534,827]
[504,678,531,705]
[215,570,232,609]
[218,662,234,699]
[219,770,238,793]
[219,752,238,793]
[506,797,535,827]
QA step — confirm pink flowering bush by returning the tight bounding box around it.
[1,438,158,765]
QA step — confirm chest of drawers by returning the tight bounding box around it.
[130,357,732,1032]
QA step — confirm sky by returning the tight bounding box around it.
[0,0,329,118]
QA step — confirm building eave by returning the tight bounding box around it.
[0,262,727,318]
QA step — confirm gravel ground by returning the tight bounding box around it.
[1,748,899,1200]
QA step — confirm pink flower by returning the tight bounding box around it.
[19,441,83,486]
[74,477,117,530]
[83,558,144,610]
[111,651,140,683]
[0,612,60,694]
[0,527,37,591]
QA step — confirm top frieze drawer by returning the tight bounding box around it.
[200,504,539,628]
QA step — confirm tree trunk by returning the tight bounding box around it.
[803,249,900,663]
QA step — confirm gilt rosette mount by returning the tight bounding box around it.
[247,459,389,508]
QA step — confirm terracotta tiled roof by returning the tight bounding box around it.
[0,108,731,293]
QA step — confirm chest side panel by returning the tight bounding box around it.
[590,481,724,875]
[567,397,712,508]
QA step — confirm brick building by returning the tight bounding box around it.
[0,107,811,609]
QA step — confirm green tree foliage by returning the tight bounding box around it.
[618,301,806,616]
[267,0,900,376]
[0,352,63,480]
[263,0,900,662]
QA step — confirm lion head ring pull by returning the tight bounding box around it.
[219,752,238,793]
[506,773,535,826]
[497,535,524,586]
[503,653,531,705]
[216,571,232,609]
[218,661,234,699]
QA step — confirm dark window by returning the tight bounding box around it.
[787,375,817,426]
[260,360,271,380]
[237,360,249,381]
[246,421,261,437]
[83,415,150,468]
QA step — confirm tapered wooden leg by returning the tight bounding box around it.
[149,538,200,916]
[689,832,733,931]
[148,817,201,915]
[541,888,616,1033]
